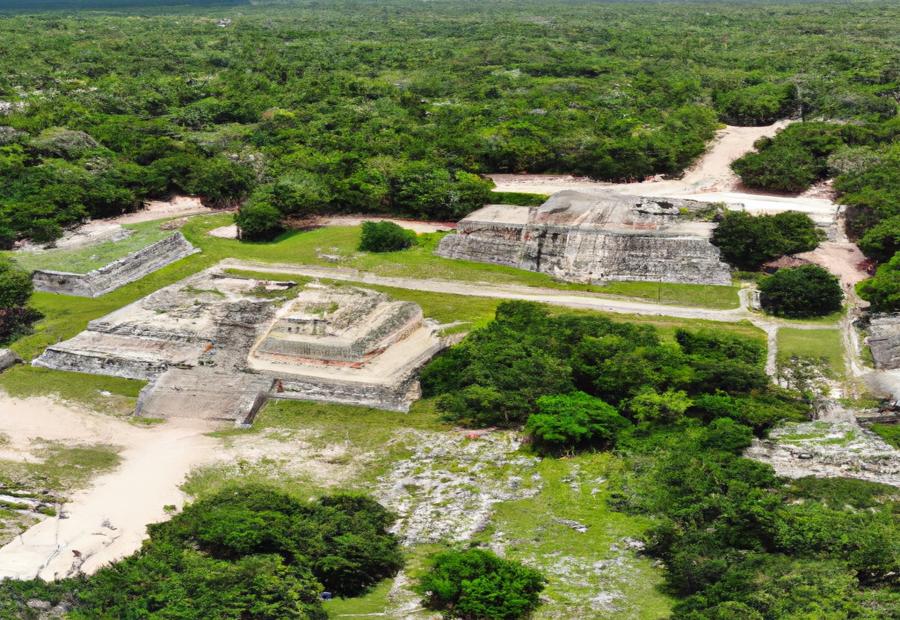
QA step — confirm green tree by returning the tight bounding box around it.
[525,391,630,454]
[235,200,283,241]
[858,215,900,263]
[759,265,842,318]
[418,549,546,620]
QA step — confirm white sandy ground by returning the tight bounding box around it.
[0,395,220,580]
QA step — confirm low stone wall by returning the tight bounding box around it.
[867,313,900,370]
[32,232,198,297]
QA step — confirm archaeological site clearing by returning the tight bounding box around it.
[34,264,445,423]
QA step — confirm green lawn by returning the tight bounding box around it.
[178,214,741,310]
[776,328,846,378]
[6,220,172,274]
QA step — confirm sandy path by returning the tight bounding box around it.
[0,394,219,579]
[317,215,456,234]
[114,196,215,225]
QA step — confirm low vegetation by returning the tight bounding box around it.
[759,265,843,318]
[857,252,900,313]
[358,221,417,253]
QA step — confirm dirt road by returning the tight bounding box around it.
[0,396,219,580]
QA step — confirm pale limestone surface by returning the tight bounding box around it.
[437,190,732,285]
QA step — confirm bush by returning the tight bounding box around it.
[857,252,900,312]
[358,220,417,252]
[711,210,821,270]
[0,256,37,343]
[525,391,630,454]
[759,265,842,317]
[235,200,283,241]
[418,549,546,620]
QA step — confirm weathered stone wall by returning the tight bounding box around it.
[32,232,198,297]
[867,313,900,370]
[437,192,733,286]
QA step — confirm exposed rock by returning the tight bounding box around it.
[0,349,21,372]
[746,420,900,487]
[867,313,900,370]
[376,430,541,544]
[30,127,100,159]
[0,126,26,145]
[437,190,733,285]
[31,232,198,297]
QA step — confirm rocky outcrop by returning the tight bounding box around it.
[867,313,900,370]
[32,232,198,297]
[437,190,733,285]
[0,349,21,372]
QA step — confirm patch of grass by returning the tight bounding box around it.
[489,191,549,206]
[471,452,672,619]
[6,220,172,274]
[776,328,845,378]
[585,280,740,310]
[0,366,144,415]
[0,441,120,493]
[869,424,900,449]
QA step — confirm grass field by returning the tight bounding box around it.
[6,220,172,274]
[776,328,846,378]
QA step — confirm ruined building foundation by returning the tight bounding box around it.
[437,190,733,286]
[33,264,446,423]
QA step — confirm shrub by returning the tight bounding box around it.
[235,200,283,241]
[0,257,37,343]
[418,549,545,620]
[525,391,630,454]
[358,220,417,252]
[759,264,842,317]
[711,210,821,269]
[857,252,900,312]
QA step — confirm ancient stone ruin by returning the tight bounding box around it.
[867,313,900,371]
[33,264,445,423]
[437,190,733,285]
[31,232,197,297]
[0,349,20,372]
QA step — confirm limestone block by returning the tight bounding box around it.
[868,313,900,370]
[437,191,733,286]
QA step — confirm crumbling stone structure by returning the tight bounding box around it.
[867,313,900,370]
[34,264,445,423]
[31,232,197,297]
[437,190,733,285]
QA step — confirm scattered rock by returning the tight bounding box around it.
[0,349,21,372]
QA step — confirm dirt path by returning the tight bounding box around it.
[0,394,219,579]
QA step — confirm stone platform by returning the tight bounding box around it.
[437,190,733,285]
[33,264,446,423]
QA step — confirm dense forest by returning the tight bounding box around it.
[0,0,897,244]
[422,302,899,618]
